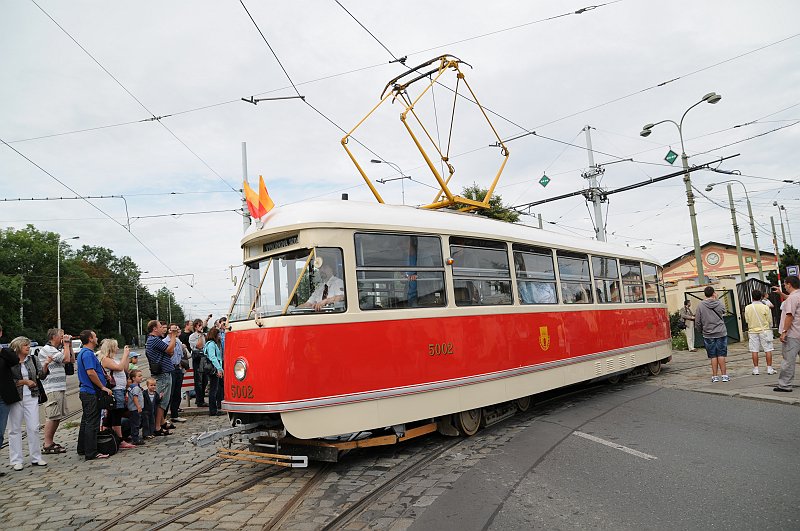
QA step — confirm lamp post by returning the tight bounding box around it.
[706,180,763,281]
[370,159,411,205]
[773,201,788,249]
[135,271,148,342]
[57,236,79,330]
[640,92,723,284]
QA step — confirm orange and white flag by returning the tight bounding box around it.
[243,175,275,220]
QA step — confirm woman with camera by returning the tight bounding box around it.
[97,339,135,449]
[7,336,47,470]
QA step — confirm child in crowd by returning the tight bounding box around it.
[128,353,139,372]
[127,370,145,445]
[141,377,160,439]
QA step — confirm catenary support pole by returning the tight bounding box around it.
[583,126,606,241]
[242,142,252,233]
[726,184,747,282]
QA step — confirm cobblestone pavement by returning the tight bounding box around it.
[1,343,796,530]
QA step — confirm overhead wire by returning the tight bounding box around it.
[0,137,218,305]
[28,0,238,193]
[238,0,392,164]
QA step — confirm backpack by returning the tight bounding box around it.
[96,430,120,456]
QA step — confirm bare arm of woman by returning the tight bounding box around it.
[102,346,131,371]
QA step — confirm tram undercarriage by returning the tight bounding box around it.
[193,352,670,465]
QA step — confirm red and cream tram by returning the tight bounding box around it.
[222,199,670,447]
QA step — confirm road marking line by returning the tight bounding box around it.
[573,431,658,461]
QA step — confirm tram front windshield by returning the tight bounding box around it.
[229,247,346,321]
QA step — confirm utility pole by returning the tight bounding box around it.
[242,142,252,233]
[582,126,606,241]
[726,184,746,282]
[772,216,782,286]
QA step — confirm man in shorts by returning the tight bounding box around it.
[775,275,800,392]
[744,290,775,375]
[145,320,178,435]
[38,328,73,453]
[695,286,729,383]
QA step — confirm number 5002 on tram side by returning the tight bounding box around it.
[222,200,671,444]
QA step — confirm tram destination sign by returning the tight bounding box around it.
[263,235,299,253]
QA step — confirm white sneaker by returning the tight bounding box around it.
[767,366,776,375]
[32,459,47,467]
[172,417,188,423]
[752,367,760,375]
[721,375,730,382]
[711,376,720,383]
[12,463,23,471]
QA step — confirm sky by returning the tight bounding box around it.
[2,0,799,318]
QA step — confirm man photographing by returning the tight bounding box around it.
[145,320,178,435]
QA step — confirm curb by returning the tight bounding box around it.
[690,387,800,406]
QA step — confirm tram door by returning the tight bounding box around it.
[685,289,740,349]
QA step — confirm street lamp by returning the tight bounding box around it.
[773,201,792,247]
[706,180,764,281]
[135,271,148,342]
[370,159,411,205]
[57,236,79,330]
[640,92,723,284]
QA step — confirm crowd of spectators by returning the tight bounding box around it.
[0,313,227,470]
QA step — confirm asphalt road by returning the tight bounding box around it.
[411,383,800,531]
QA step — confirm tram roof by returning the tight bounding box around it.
[244,200,660,264]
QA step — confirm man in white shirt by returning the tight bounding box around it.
[744,290,775,375]
[301,263,345,312]
[38,328,73,453]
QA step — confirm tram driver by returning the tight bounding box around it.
[299,259,345,312]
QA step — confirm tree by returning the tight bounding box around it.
[0,225,176,344]
[766,244,800,285]
[447,184,520,223]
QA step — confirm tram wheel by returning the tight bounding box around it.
[455,408,482,436]
[607,374,622,385]
[647,360,662,376]
[515,396,532,412]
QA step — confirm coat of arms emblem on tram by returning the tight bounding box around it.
[539,326,550,351]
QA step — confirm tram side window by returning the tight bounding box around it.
[513,245,557,304]
[592,256,620,303]
[450,237,512,306]
[620,260,644,303]
[657,265,666,302]
[354,233,445,310]
[642,263,662,303]
[557,252,592,304]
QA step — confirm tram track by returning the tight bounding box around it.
[92,457,223,531]
[144,466,290,531]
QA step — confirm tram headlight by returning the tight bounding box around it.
[233,358,247,381]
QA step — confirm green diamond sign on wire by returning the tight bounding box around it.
[664,149,678,165]
[539,174,551,187]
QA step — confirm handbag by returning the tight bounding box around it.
[97,391,116,410]
[200,355,216,375]
[36,379,48,405]
[64,362,75,376]
[31,356,48,404]
[677,321,686,330]
[105,369,116,389]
